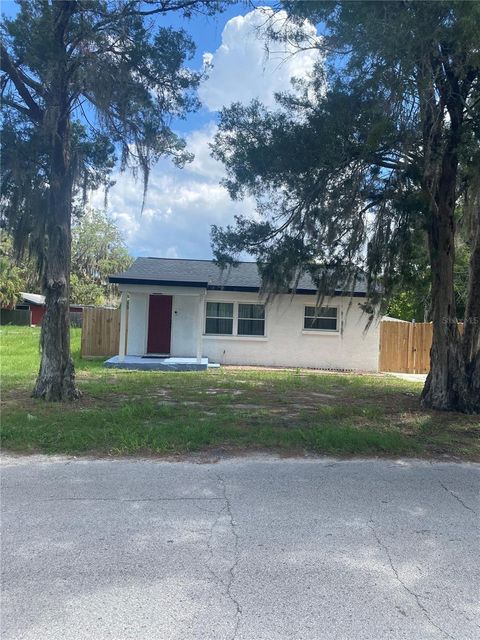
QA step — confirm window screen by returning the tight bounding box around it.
[303,306,338,331]
[205,302,234,334]
[238,304,265,336]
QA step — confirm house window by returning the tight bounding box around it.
[238,304,265,336]
[304,306,338,331]
[205,302,234,335]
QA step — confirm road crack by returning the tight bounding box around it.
[216,473,242,640]
[438,481,477,514]
[205,501,228,589]
[368,517,456,640]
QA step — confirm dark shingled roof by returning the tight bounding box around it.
[109,257,368,296]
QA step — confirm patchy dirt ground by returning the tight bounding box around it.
[3,366,479,460]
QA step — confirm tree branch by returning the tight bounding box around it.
[0,44,43,123]
[16,67,46,97]
[1,97,35,118]
[134,0,209,15]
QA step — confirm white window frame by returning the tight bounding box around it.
[237,303,266,337]
[204,301,234,336]
[203,300,267,339]
[303,305,339,333]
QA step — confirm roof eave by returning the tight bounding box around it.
[109,277,208,288]
[109,277,366,297]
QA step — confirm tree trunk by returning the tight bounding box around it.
[420,190,467,410]
[32,161,79,401]
[32,1,79,401]
[462,203,480,409]
[420,89,479,412]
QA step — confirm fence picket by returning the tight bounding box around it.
[80,307,120,358]
[379,320,462,373]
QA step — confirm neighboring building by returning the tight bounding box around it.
[1,293,83,326]
[108,258,380,371]
[18,293,49,326]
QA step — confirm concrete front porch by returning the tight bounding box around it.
[104,355,217,371]
[104,356,209,371]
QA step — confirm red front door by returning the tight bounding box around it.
[147,295,172,354]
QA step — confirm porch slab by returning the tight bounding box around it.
[104,355,210,371]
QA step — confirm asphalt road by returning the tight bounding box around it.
[1,455,479,640]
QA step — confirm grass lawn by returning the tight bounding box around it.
[1,325,479,459]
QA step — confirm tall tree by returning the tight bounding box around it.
[211,1,480,412]
[1,0,229,400]
[71,208,132,306]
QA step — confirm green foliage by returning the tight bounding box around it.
[387,292,426,323]
[211,1,480,316]
[70,209,133,305]
[69,274,104,307]
[1,210,132,307]
[386,235,471,322]
[0,235,24,308]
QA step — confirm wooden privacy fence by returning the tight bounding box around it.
[379,321,431,374]
[80,307,120,358]
[379,320,463,374]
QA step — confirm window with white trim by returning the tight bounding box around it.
[204,302,266,336]
[238,304,265,336]
[205,302,234,335]
[304,306,338,331]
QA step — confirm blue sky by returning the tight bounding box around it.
[151,1,258,133]
[2,1,322,259]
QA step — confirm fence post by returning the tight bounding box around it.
[407,321,414,373]
[412,319,417,374]
[118,292,127,362]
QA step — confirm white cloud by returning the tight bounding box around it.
[185,122,225,181]
[90,123,256,258]
[199,7,322,111]
[90,8,322,260]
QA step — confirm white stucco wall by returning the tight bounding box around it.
[126,292,148,355]
[120,285,380,372]
[203,291,379,371]
[170,294,198,357]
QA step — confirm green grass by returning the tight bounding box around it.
[1,326,479,459]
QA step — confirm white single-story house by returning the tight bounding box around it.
[107,257,380,371]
